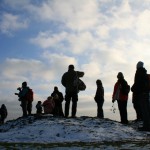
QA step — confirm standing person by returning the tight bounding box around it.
[51,86,64,117]
[112,72,130,124]
[43,96,55,114]
[15,82,29,117]
[94,79,104,118]
[131,61,150,131]
[15,82,33,116]
[61,65,84,118]
[36,101,43,115]
[0,104,8,124]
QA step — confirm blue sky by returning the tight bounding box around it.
[0,0,150,121]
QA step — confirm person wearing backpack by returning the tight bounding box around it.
[15,81,31,117]
[51,86,64,117]
[61,65,84,118]
[0,104,8,124]
[94,79,104,118]
[112,72,129,124]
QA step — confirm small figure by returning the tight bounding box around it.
[0,104,8,124]
[43,96,55,114]
[36,101,43,115]
[94,79,104,118]
[15,81,34,117]
[51,86,64,117]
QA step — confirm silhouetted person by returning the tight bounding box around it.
[94,79,104,118]
[112,72,129,124]
[61,65,84,118]
[15,82,29,117]
[0,104,8,124]
[36,101,43,115]
[131,61,150,131]
[43,96,55,114]
[51,86,64,117]
[131,61,144,121]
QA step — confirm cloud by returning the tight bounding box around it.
[1,58,55,82]
[26,0,99,31]
[135,10,150,36]
[30,31,68,49]
[0,13,28,35]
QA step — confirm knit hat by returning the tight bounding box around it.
[117,72,124,79]
[136,61,144,69]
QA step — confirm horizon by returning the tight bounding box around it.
[1,0,150,122]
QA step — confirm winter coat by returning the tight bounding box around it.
[94,86,104,103]
[61,70,84,93]
[43,99,55,114]
[18,87,29,101]
[131,67,149,94]
[112,79,128,101]
[0,106,7,119]
[36,103,42,113]
[51,91,64,105]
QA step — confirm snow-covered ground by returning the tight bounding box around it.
[0,115,149,149]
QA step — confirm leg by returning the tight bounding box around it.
[65,93,71,117]
[59,104,64,117]
[117,100,128,124]
[27,101,32,115]
[141,93,150,130]
[72,92,78,117]
[97,100,104,118]
[121,101,128,124]
[21,100,27,117]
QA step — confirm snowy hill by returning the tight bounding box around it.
[0,115,149,149]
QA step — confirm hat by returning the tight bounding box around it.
[68,64,74,70]
[136,61,144,69]
[117,72,124,79]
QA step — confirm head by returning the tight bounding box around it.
[1,104,6,109]
[68,64,74,71]
[136,61,144,69]
[47,96,53,101]
[38,101,42,104]
[22,81,27,88]
[96,79,102,86]
[54,86,58,92]
[117,72,124,79]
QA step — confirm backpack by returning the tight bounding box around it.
[73,73,86,92]
[122,82,130,95]
[26,88,34,102]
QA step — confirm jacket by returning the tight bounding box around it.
[131,67,149,94]
[43,99,55,114]
[112,79,128,101]
[51,91,64,104]
[61,70,84,93]
[94,86,104,102]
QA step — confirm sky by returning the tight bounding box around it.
[0,0,150,121]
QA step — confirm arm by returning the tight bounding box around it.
[76,71,84,78]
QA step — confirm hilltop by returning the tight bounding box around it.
[0,115,149,149]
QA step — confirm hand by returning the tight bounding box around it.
[17,87,21,91]
[112,99,115,103]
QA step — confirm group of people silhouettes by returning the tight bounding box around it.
[112,61,150,131]
[1,62,150,132]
